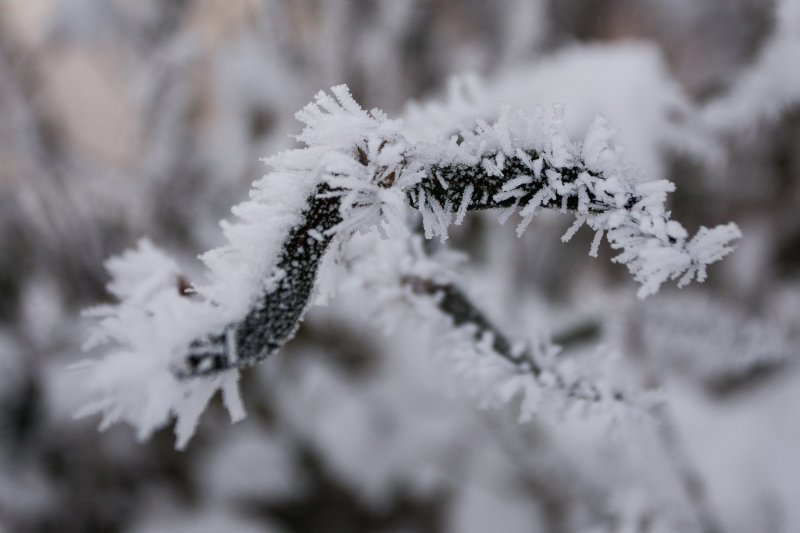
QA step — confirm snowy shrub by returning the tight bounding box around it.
[77,85,740,448]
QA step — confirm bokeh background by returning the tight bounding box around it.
[1,1,800,532]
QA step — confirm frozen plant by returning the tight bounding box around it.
[77,85,740,447]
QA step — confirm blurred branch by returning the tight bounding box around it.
[655,405,724,533]
[401,274,626,406]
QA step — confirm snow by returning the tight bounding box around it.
[75,240,246,449]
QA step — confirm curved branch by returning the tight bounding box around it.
[172,89,738,378]
[176,184,341,376]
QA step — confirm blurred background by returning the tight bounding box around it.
[1,0,800,532]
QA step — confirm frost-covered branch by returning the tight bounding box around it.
[406,109,740,298]
[179,185,341,376]
[176,87,739,378]
[338,232,637,422]
[401,275,625,408]
[403,276,519,362]
[80,85,739,445]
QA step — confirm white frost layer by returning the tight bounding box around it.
[76,240,246,449]
[412,107,741,297]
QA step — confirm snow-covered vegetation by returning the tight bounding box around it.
[1,1,799,532]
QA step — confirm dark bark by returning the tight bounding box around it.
[176,184,341,376]
[407,152,636,213]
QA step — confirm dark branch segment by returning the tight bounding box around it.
[407,151,634,214]
[403,276,624,405]
[402,275,531,371]
[177,184,342,376]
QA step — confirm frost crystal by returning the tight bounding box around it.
[409,113,741,298]
[76,240,245,450]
